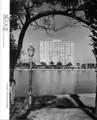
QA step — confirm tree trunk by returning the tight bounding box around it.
[17,21,30,61]
[10,21,30,80]
[10,64,16,105]
[10,63,15,79]
[95,57,97,115]
[10,68,14,79]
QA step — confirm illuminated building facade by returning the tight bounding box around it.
[40,40,74,65]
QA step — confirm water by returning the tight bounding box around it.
[14,69,96,97]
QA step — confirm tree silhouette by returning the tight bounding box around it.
[40,62,47,67]
[76,63,80,69]
[10,0,91,71]
[56,61,63,68]
[10,32,18,78]
[50,61,54,65]
[10,0,97,113]
[83,0,97,113]
[89,18,97,114]
[49,60,54,68]
[66,62,72,68]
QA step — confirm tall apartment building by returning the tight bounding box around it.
[40,40,74,65]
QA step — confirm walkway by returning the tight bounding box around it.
[10,95,97,120]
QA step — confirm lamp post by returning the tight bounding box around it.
[28,43,35,106]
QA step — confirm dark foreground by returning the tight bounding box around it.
[10,95,97,120]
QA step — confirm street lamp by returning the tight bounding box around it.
[28,43,35,106]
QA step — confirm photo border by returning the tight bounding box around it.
[0,0,9,119]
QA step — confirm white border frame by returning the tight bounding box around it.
[0,0,9,119]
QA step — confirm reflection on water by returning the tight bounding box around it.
[14,69,96,97]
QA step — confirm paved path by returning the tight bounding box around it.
[27,108,93,120]
[10,95,96,120]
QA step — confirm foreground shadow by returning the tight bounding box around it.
[32,95,77,109]
[10,95,97,120]
[70,94,96,120]
[14,95,77,120]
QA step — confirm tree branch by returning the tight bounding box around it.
[33,17,78,33]
[18,15,24,26]
[28,10,90,26]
